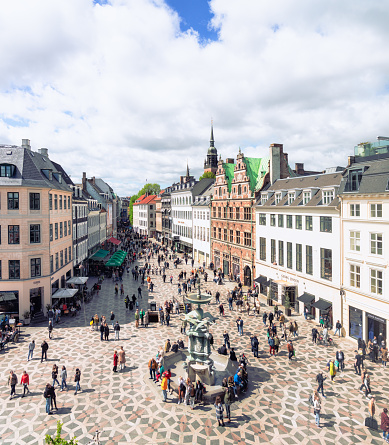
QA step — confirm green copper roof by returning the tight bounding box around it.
[243,156,267,192]
[223,162,235,192]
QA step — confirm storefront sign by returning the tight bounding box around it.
[281,274,300,283]
[33,281,40,285]
[367,313,386,324]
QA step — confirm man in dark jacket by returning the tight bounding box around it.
[268,312,274,327]
[218,344,228,355]
[334,320,342,337]
[100,323,105,341]
[336,350,345,371]
[41,340,49,362]
[312,327,318,344]
[251,336,259,358]
[316,371,326,397]
[223,331,230,349]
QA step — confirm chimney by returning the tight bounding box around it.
[226,158,234,164]
[295,163,304,175]
[38,148,49,157]
[82,172,87,191]
[92,176,95,185]
[269,143,283,185]
[22,139,31,150]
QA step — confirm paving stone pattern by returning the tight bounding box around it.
[0,255,387,444]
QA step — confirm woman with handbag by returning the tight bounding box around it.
[313,391,322,428]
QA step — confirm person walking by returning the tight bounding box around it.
[354,351,363,375]
[336,350,345,372]
[287,340,294,361]
[20,370,30,397]
[161,372,168,402]
[268,336,275,356]
[113,350,118,372]
[224,383,233,422]
[41,340,49,363]
[252,335,259,358]
[316,371,326,397]
[48,320,54,339]
[60,365,67,391]
[114,322,120,341]
[364,372,372,399]
[223,331,230,350]
[118,346,126,371]
[44,383,52,415]
[382,345,388,368]
[313,391,322,428]
[74,368,82,395]
[52,364,60,387]
[329,359,336,381]
[368,396,376,419]
[312,327,318,344]
[214,396,225,427]
[27,339,35,361]
[380,407,389,442]
[263,311,268,326]
[110,311,115,328]
[49,383,58,411]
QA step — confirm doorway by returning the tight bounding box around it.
[30,287,43,315]
[367,315,386,344]
[284,286,296,311]
[244,266,251,287]
[223,259,229,276]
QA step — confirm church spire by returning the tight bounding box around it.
[186,161,190,177]
[210,119,215,148]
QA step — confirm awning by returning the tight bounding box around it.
[105,250,127,267]
[89,249,109,260]
[312,299,332,311]
[108,237,121,246]
[298,292,315,305]
[52,288,78,300]
[254,275,267,284]
[66,277,88,285]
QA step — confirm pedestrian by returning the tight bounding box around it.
[268,336,275,356]
[178,376,186,404]
[44,383,52,415]
[329,359,336,381]
[263,311,267,326]
[380,407,389,442]
[382,345,388,368]
[49,383,58,411]
[335,350,345,371]
[166,312,170,326]
[161,372,168,402]
[224,382,233,422]
[185,378,191,406]
[293,321,298,337]
[144,310,149,328]
[214,395,225,427]
[209,332,214,350]
[104,323,110,341]
[60,365,67,391]
[369,396,376,418]
[114,321,120,340]
[20,370,30,397]
[110,311,115,328]
[188,381,196,409]
[113,350,118,372]
[52,364,60,387]
[48,320,53,339]
[312,327,318,344]
[74,368,82,395]
[41,339,49,362]
[313,390,322,428]
[223,331,230,349]
[27,339,35,361]
[140,309,145,326]
[100,322,105,341]
[354,351,363,375]
[334,320,342,337]
[287,340,294,361]
[118,346,126,371]
[364,372,372,399]
[135,309,140,328]
[316,371,326,397]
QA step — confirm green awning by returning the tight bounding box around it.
[105,251,127,267]
[89,249,109,260]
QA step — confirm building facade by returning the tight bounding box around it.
[161,187,173,246]
[133,194,157,237]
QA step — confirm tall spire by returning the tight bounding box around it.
[210,119,214,148]
[186,160,190,177]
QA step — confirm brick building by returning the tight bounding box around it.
[211,143,294,286]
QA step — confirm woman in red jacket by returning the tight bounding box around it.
[381,408,389,442]
[21,370,30,397]
[113,351,118,373]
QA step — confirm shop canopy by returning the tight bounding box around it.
[52,288,78,300]
[254,275,267,284]
[66,277,88,285]
[90,249,109,260]
[311,298,332,311]
[108,237,121,246]
[105,250,127,267]
[297,292,315,305]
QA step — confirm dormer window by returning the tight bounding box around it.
[303,191,311,205]
[288,192,295,205]
[0,164,16,177]
[275,193,281,205]
[323,190,334,205]
[42,169,52,180]
[53,172,62,183]
[261,195,268,205]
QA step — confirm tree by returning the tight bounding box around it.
[199,171,216,181]
[45,421,78,445]
[129,183,161,225]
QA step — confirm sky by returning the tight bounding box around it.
[1,0,389,196]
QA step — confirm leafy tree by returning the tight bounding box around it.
[199,171,216,181]
[45,421,78,445]
[129,183,161,225]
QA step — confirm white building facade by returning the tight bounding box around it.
[171,184,195,253]
[133,194,157,237]
[192,182,213,266]
[255,172,343,328]
[339,141,389,344]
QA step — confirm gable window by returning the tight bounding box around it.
[303,191,311,205]
[370,203,382,218]
[346,169,363,192]
[29,193,40,210]
[350,231,360,252]
[370,233,383,255]
[322,190,334,205]
[261,195,268,205]
[275,193,281,205]
[7,192,19,210]
[350,203,360,217]
[0,164,15,177]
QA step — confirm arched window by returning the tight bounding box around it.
[244,186,247,193]
[238,184,242,195]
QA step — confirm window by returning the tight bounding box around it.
[278,214,284,227]
[288,193,295,205]
[270,214,276,226]
[286,215,293,229]
[259,237,266,261]
[50,224,53,241]
[218,207,221,218]
[223,207,227,219]
[229,207,233,219]
[64,221,67,237]
[223,229,227,241]
[68,246,72,261]
[320,248,332,281]
[370,233,383,255]
[323,190,334,205]
[59,195,63,210]
[212,207,216,218]
[31,258,41,277]
[320,216,332,233]
[64,196,67,209]
[49,194,52,210]
[303,191,310,205]
[306,245,313,275]
[68,197,70,209]
[229,230,234,243]
[236,231,240,244]
[305,216,313,231]
[60,250,64,267]
[30,224,40,243]
[0,164,15,177]
[295,215,302,230]
[370,269,383,295]
[235,207,240,220]
[244,208,251,220]
[65,248,68,263]
[271,239,276,263]
[8,225,19,244]
[287,242,293,269]
[7,192,19,210]
[68,221,71,235]
[9,260,20,279]
[0,260,1,279]
[350,264,360,288]
[50,255,53,274]
[218,228,221,239]
[238,185,242,195]
[54,194,58,210]
[350,231,361,252]
[55,253,59,270]
[278,241,284,266]
[259,214,266,225]
[60,222,63,238]
[346,169,363,192]
[55,223,58,239]
[275,193,281,205]
[296,244,302,272]
[261,195,268,205]
[370,203,382,218]
[244,232,251,247]
[350,204,360,217]
[29,193,40,210]
[212,227,216,238]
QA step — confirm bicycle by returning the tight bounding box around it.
[86,430,101,445]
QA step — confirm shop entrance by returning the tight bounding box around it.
[223,259,229,276]
[30,287,43,315]
[244,266,251,287]
[284,286,296,311]
[367,314,386,344]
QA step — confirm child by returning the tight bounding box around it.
[214,396,225,427]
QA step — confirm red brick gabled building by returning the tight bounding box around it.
[211,143,293,286]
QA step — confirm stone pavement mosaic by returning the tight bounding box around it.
[0,255,388,445]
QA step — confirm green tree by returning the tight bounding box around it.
[199,171,216,181]
[129,183,161,225]
[45,421,78,445]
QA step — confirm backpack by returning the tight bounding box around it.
[308,394,314,406]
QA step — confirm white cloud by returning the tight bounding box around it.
[0,0,389,195]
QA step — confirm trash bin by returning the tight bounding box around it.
[150,302,157,311]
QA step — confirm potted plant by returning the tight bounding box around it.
[23,311,31,325]
[284,293,292,316]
